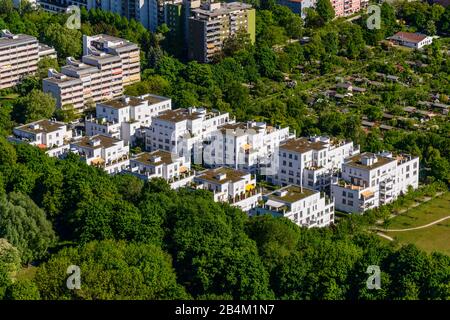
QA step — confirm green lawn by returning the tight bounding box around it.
[384,192,450,255]
[388,192,450,229]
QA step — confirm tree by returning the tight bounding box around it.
[0,192,56,263]
[0,238,21,275]
[316,0,335,23]
[0,0,14,15]
[35,240,188,300]
[5,279,41,300]
[43,24,82,60]
[13,90,56,123]
[0,137,17,167]
[54,104,78,123]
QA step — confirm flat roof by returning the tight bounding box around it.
[156,109,203,123]
[101,96,144,109]
[196,167,248,184]
[267,185,316,204]
[15,120,65,134]
[142,94,170,105]
[192,2,253,18]
[0,32,37,48]
[280,137,327,153]
[73,135,121,149]
[345,152,396,170]
[132,150,179,166]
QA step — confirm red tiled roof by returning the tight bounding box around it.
[391,32,428,44]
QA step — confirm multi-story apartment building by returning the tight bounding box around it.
[12,119,73,157]
[254,185,335,228]
[85,94,171,144]
[268,136,359,191]
[203,121,295,174]
[145,107,233,161]
[83,34,141,86]
[43,34,139,112]
[0,30,56,90]
[331,152,420,213]
[194,167,261,212]
[277,0,369,18]
[129,150,194,188]
[188,1,256,63]
[70,134,130,174]
[43,54,123,112]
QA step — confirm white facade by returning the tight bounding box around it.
[85,94,171,144]
[70,134,130,174]
[12,119,72,157]
[331,152,420,213]
[203,121,295,174]
[388,32,433,49]
[145,107,233,161]
[129,150,194,188]
[254,185,335,228]
[269,136,359,191]
[194,167,261,212]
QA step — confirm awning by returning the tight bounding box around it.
[179,166,188,173]
[265,199,285,208]
[245,184,255,191]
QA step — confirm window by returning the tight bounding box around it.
[342,191,346,196]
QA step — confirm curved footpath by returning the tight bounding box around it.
[374,216,450,233]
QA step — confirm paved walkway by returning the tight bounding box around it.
[376,232,394,241]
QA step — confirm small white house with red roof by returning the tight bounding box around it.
[388,32,433,49]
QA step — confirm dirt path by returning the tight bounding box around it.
[374,216,450,233]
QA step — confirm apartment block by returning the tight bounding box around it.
[85,94,171,144]
[83,34,141,86]
[203,121,295,174]
[129,150,194,188]
[254,185,335,228]
[188,1,256,63]
[43,54,123,112]
[70,134,130,174]
[331,152,419,213]
[43,35,140,112]
[0,30,45,90]
[277,0,369,18]
[194,167,261,212]
[145,107,233,161]
[12,119,73,157]
[269,136,359,191]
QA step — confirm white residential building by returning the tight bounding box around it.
[145,107,233,161]
[254,185,335,228]
[193,167,261,212]
[268,136,359,191]
[12,119,73,157]
[388,32,433,49]
[85,94,172,144]
[203,121,295,174]
[70,134,130,174]
[129,150,194,189]
[331,152,420,213]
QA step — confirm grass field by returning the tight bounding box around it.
[384,192,450,255]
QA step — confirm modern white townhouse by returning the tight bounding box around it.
[145,107,233,161]
[268,136,359,191]
[85,94,172,145]
[70,134,130,174]
[0,30,56,90]
[253,185,335,228]
[12,119,73,157]
[203,121,295,174]
[193,167,261,212]
[331,152,420,213]
[129,150,194,189]
[43,34,140,112]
